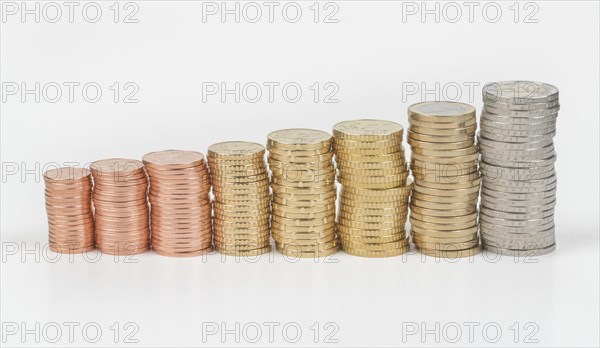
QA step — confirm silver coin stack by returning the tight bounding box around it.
[479,81,559,256]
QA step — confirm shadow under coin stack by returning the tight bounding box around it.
[408,102,481,257]
[208,141,271,256]
[267,129,339,258]
[333,120,411,257]
[44,167,95,253]
[479,81,559,256]
[143,150,213,257]
[91,159,150,255]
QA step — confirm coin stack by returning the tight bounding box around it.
[91,158,150,255]
[44,167,95,253]
[408,101,481,257]
[208,141,271,256]
[333,120,411,257]
[143,150,213,257]
[479,81,559,256]
[267,129,339,258]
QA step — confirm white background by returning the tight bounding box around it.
[1,0,599,347]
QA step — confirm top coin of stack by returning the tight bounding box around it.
[44,167,95,254]
[408,101,481,258]
[479,81,559,256]
[143,150,213,257]
[333,119,411,257]
[208,141,271,256]
[90,158,150,255]
[267,129,339,258]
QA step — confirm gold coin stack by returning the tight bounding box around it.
[44,167,95,253]
[91,159,150,255]
[208,141,271,256]
[267,129,339,258]
[143,150,213,257]
[333,119,411,257]
[407,101,481,257]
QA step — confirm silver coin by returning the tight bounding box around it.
[482,243,556,256]
[480,117,557,131]
[480,163,555,179]
[482,184,557,198]
[479,129,556,143]
[480,200,556,214]
[481,112,558,125]
[481,193,556,207]
[480,206,554,220]
[479,213,554,227]
[481,226,555,239]
[477,135,554,150]
[482,81,559,104]
[481,231,555,245]
[481,236,555,251]
[482,173,556,187]
[484,105,560,118]
[480,220,554,233]
[483,98,560,111]
[479,143,555,158]
[480,123,556,137]
[480,152,556,168]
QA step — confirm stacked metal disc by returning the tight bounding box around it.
[479,81,559,256]
[143,150,213,257]
[267,129,339,258]
[91,159,150,255]
[208,141,271,256]
[44,167,95,253]
[408,101,481,257]
[333,119,411,257]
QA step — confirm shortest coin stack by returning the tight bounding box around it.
[333,119,411,257]
[267,129,339,258]
[143,150,213,257]
[91,158,150,255]
[408,101,481,258]
[44,167,95,253]
[208,141,271,256]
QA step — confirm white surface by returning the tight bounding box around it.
[1,1,599,347]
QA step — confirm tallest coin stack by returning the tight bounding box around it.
[479,81,559,256]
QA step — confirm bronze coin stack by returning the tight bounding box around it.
[408,101,481,257]
[267,129,339,258]
[333,119,411,257]
[44,167,95,253]
[91,159,150,255]
[143,150,212,257]
[208,141,271,256]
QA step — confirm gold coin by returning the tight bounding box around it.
[415,245,480,258]
[412,232,476,244]
[410,205,477,217]
[267,128,332,150]
[410,198,477,210]
[407,137,475,150]
[409,124,476,137]
[340,198,410,209]
[340,205,408,216]
[408,117,476,129]
[342,238,408,251]
[408,101,476,123]
[413,184,480,196]
[215,245,271,256]
[410,212,477,224]
[342,246,408,258]
[276,244,339,258]
[333,119,404,141]
[333,137,403,149]
[207,141,265,159]
[411,152,479,164]
[337,225,406,237]
[414,239,479,251]
[410,217,477,231]
[410,225,478,238]
[414,177,480,190]
[338,219,405,230]
[411,191,479,203]
[339,211,407,224]
[412,146,478,157]
[339,233,405,244]
[268,146,332,157]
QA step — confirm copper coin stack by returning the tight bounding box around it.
[408,101,481,257]
[143,150,213,257]
[44,167,95,253]
[90,158,150,255]
[267,129,339,258]
[333,119,411,257]
[208,141,271,256]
